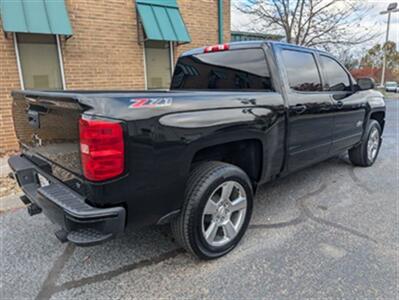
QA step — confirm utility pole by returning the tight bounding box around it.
[380,2,399,87]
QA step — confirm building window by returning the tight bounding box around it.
[15,33,64,90]
[144,41,173,90]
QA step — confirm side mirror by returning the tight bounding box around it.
[357,77,375,91]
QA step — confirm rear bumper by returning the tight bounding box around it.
[8,155,126,246]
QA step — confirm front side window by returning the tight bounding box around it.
[320,55,351,92]
[16,34,63,90]
[144,41,172,89]
[171,49,273,91]
[281,50,322,92]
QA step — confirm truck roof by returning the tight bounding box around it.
[181,40,329,57]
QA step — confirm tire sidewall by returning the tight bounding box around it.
[363,121,382,166]
[190,168,253,259]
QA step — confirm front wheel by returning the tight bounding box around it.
[349,120,382,167]
[171,161,253,259]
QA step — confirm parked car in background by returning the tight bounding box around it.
[385,81,398,92]
[8,41,386,259]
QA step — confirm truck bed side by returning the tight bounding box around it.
[12,89,286,226]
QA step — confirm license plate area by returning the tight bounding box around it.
[37,173,50,187]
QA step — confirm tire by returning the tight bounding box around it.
[349,120,382,167]
[171,161,253,260]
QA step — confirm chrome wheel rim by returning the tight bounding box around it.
[201,181,247,247]
[367,127,380,162]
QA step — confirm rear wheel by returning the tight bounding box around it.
[349,120,382,167]
[171,161,253,259]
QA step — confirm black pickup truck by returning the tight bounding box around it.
[9,41,385,259]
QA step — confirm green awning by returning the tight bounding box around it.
[0,0,73,35]
[136,0,190,43]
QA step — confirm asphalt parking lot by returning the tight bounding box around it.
[1,99,398,300]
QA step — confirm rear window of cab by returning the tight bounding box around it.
[171,49,273,91]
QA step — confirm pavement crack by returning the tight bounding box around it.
[298,183,378,244]
[249,182,378,244]
[249,213,305,229]
[249,183,326,231]
[53,248,184,294]
[347,167,374,194]
[337,157,374,194]
[35,243,76,300]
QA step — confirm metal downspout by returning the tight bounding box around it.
[218,0,223,43]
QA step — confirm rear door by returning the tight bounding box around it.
[277,47,335,172]
[319,55,367,153]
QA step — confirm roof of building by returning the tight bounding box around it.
[231,31,284,42]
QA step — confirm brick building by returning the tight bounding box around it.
[0,0,230,154]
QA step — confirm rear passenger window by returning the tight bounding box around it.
[320,55,351,92]
[171,49,273,91]
[281,50,322,92]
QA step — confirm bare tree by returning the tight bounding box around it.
[339,48,360,70]
[235,0,381,49]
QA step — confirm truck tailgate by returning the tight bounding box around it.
[12,91,85,178]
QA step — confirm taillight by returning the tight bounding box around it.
[204,43,229,53]
[79,118,124,181]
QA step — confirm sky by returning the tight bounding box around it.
[362,1,399,46]
[231,0,399,52]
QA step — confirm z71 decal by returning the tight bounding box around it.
[129,98,172,108]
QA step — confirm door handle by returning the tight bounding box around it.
[320,102,332,111]
[292,104,307,114]
[336,101,344,109]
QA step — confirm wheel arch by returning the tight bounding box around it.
[369,110,385,133]
[190,138,264,188]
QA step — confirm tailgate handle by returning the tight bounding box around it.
[28,110,40,128]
